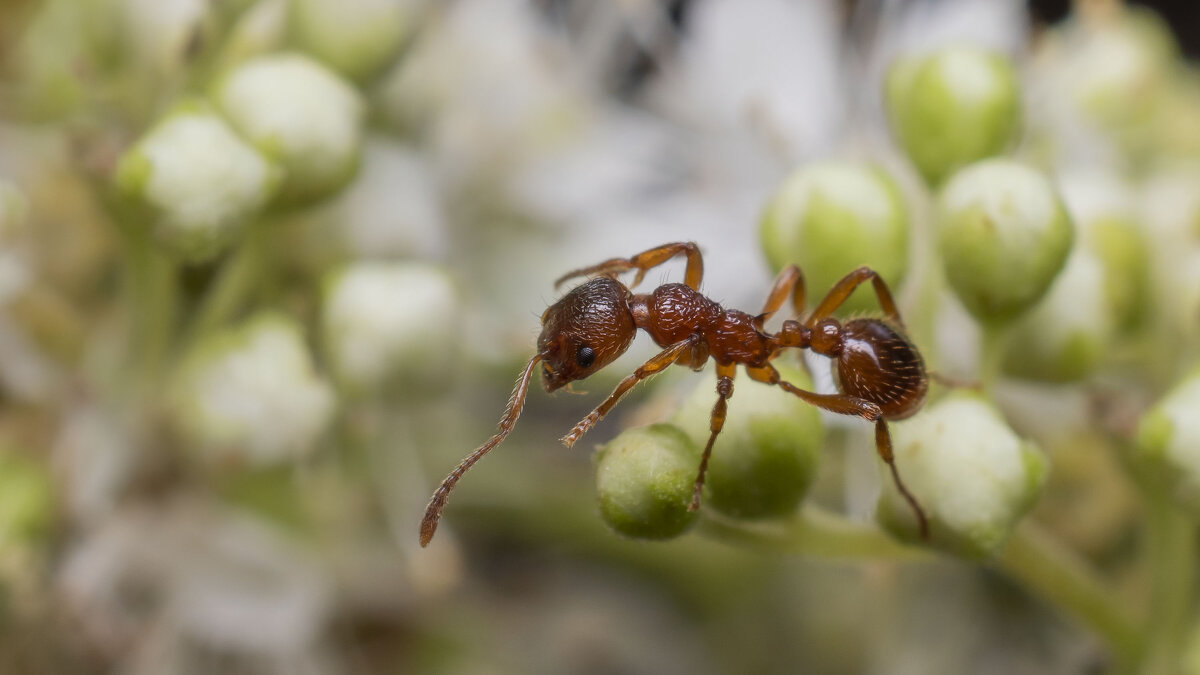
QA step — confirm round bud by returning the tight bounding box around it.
[760,161,909,315]
[936,160,1074,325]
[595,424,701,540]
[215,53,365,204]
[115,105,279,261]
[1002,249,1116,382]
[885,47,1021,187]
[322,261,457,393]
[878,393,1047,557]
[671,363,821,519]
[289,0,411,82]
[1135,366,1200,515]
[171,314,336,466]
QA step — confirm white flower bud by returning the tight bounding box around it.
[879,394,1047,557]
[1002,248,1116,382]
[288,0,412,81]
[116,107,279,260]
[215,53,365,203]
[172,314,335,465]
[1136,367,1200,514]
[322,261,456,392]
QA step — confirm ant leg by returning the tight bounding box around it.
[806,266,903,329]
[746,364,930,539]
[554,242,704,291]
[690,363,736,511]
[874,418,930,539]
[755,265,806,327]
[561,335,700,448]
[420,352,545,547]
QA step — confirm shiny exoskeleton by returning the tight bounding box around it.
[420,242,930,546]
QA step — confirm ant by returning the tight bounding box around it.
[420,242,930,546]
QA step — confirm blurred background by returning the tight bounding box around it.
[1,0,1199,673]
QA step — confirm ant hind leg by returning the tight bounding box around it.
[806,266,903,328]
[755,265,806,328]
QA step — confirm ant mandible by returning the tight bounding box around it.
[419,242,930,546]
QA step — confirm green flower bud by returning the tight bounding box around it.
[936,160,1074,325]
[289,0,411,82]
[1002,249,1116,382]
[760,161,909,315]
[1058,170,1148,332]
[878,393,1047,557]
[885,47,1021,187]
[215,53,365,204]
[0,448,54,549]
[322,261,457,393]
[1135,366,1200,514]
[171,313,335,466]
[670,363,821,519]
[115,106,279,261]
[595,424,701,540]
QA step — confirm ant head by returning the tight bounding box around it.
[537,277,635,391]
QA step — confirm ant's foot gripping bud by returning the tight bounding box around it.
[876,393,1047,558]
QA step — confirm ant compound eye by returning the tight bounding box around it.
[576,345,596,368]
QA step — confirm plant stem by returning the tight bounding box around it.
[977,321,1011,392]
[1139,492,1196,675]
[697,507,928,561]
[997,521,1143,670]
[185,221,268,348]
[121,225,177,383]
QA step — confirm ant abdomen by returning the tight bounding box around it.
[836,319,927,420]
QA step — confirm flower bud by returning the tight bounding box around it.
[595,424,701,540]
[878,393,1047,557]
[171,314,335,466]
[322,261,457,393]
[215,53,364,203]
[115,106,279,261]
[288,0,411,82]
[670,363,821,519]
[936,160,1074,325]
[1057,170,1148,333]
[1002,249,1115,382]
[0,448,54,550]
[1135,366,1200,514]
[760,161,909,315]
[885,47,1021,187]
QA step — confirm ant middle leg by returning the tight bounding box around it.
[806,266,903,328]
[690,363,736,511]
[746,364,930,539]
[561,335,700,448]
[555,242,704,291]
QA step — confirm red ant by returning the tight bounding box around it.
[419,242,929,546]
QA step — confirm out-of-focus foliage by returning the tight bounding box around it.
[0,0,1198,674]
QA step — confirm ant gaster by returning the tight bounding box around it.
[420,242,930,546]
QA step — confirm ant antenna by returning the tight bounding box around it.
[419,352,546,547]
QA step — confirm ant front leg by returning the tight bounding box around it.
[746,364,930,539]
[554,242,704,291]
[807,266,903,328]
[561,335,700,448]
[690,363,736,511]
[755,265,806,327]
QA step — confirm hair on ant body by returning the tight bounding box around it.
[420,242,930,546]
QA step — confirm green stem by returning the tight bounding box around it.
[977,321,1011,392]
[184,221,268,349]
[697,507,928,561]
[997,522,1143,670]
[121,226,178,383]
[1139,491,1197,675]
